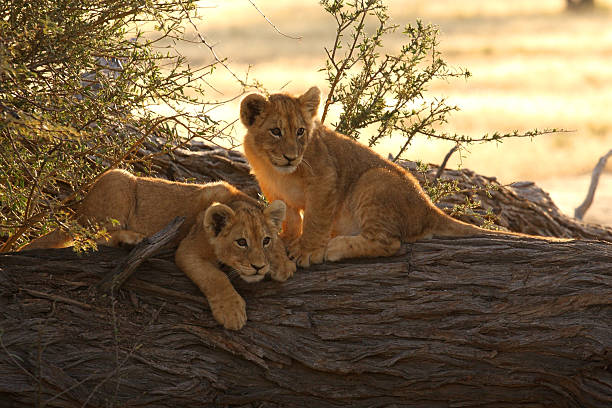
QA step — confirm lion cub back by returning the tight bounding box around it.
[78,169,238,239]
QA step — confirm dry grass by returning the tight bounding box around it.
[162,0,612,224]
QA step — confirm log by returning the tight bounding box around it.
[1,236,611,407]
[134,138,612,241]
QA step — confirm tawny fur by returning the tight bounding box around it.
[22,169,295,330]
[241,86,552,267]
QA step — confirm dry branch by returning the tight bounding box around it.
[96,216,185,294]
[1,236,611,407]
[574,149,612,220]
[433,143,459,181]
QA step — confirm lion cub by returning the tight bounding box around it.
[241,87,537,267]
[23,169,295,330]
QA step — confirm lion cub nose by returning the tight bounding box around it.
[251,263,266,274]
[283,154,297,163]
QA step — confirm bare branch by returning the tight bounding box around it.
[574,149,612,220]
[96,216,186,294]
[321,5,370,123]
[434,144,460,181]
[246,0,302,40]
[181,4,249,88]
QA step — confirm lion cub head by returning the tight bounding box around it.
[240,86,320,174]
[203,200,286,283]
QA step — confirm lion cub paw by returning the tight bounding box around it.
[270,258,296,282]
[325,236,348,262]
[288,240,326,268]
[102,230,146,247]
[209,292,247,330]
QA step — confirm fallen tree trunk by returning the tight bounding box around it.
[133,138,612,241]
[1,236,611,407]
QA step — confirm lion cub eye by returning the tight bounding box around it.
[296,127,305,137]
[262,236,271,247]
[235,238,248,248]
[270,128,282,137]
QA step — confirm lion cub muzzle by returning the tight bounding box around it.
[204,201,286,283]
[236,254,270,283]
[271,154,301,174]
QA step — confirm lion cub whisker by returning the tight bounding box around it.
[300,158,313,172]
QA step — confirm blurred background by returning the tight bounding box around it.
[180,0,612,225]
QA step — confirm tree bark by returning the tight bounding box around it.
[3,139,611,406]
[1,236,611,407]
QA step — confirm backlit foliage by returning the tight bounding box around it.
[0,0,242,251]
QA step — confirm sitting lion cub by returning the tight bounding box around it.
[241,86,539,267]
[22,169,295,329]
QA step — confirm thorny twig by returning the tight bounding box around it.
[246,0,302,40]
[181,1,299,89]
[181,4,249,88]
[417,128,571,144]
[321,7,369,123]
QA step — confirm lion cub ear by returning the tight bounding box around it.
[299,86,321,118]
[264,200,286,232]
[204,203,235,237]
[240,93,268,128]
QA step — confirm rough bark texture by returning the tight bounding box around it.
[1,236,611,407]
[135,138,612,241]
[2,139,612,407]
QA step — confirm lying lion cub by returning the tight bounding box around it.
[241,86,544,267]
[22,169,295,329]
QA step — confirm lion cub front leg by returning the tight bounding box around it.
[280,205,302,244]
[268,237,296,282]
[175,249,246,330]
[289,189,336,268]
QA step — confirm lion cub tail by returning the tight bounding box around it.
[431,212,559,240]
[432,213,487,237]
[431,211,525,238]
